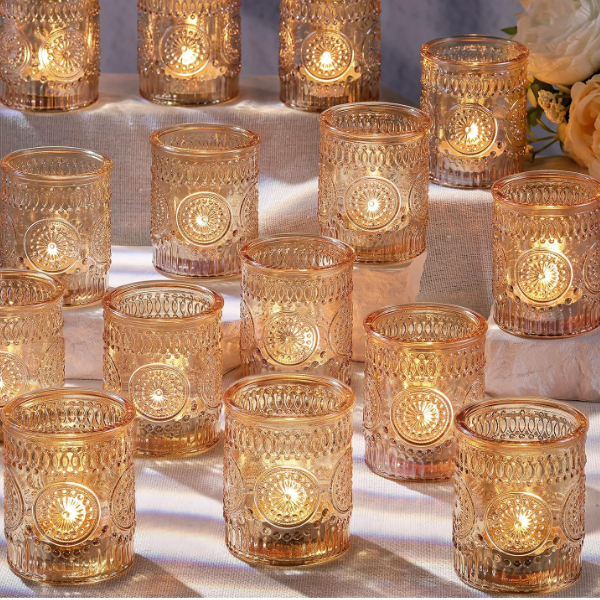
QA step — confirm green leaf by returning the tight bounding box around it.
[502,26,517,36]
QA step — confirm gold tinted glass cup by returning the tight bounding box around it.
[0,270,64,437]
[0,0,100,111]
[150,123,260,278]
[279,0,380,111]
[492,170,600,338]
[240,235,355,384]
[103,280,224,457]
[454,398,588,594]
[363,303,487,481]
[2,388,136,585]
[420,35,528,188]
[224,374,354,566]
[319,102,431,263]
[138,0,241,105]
[0,147,112,306]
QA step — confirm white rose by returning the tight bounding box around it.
[564,74,600,179]
[514,0,600,86]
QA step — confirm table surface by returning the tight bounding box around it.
[1,365,600,598]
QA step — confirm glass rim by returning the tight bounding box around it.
[0,146,113,183]
[150,123,260,156]
[364,302,488,348]
[492,169,600,212]
[224,374,355,423]
[455,397,589,449]
[0,269,64,313]
[102,280,224,324]
[319,102,432,142]
[420,35,529,69]
[240,234,355,274]
[1,387,136,439]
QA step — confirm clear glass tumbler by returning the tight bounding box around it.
[0,270,64,438]
[240,234,355,384]
[103,280,224,457]
[493,170,600,338]
[0,0,100,111]
[279,0,381,111]
[2,388,136,584]
[454,398,588,593]
[224,374,354,566]
[150,123,260,278]
[420,35,528,188]
[0,146,113,306]
[138,0,241,105]
[363,303,487,481]
[319,102,431,263]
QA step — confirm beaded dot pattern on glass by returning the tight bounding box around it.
[39,29,88,81]
[110,467,136,531]
[0,351,29,406]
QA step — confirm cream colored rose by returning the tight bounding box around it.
[564,74,600,179]
[514,0,600,86]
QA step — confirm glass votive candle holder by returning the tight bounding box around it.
[492,170,600,338]
[363,303,487,481]
[2,388,136,585]
[138,0,241,105]
[0,147,112,306]
[319,102,432,263]
[279,0,381,112]
[420,35,528,188]
[0,0,100,111]
[240,234,355,384]
[103,280,224,457]
[0,270,65,436]
[150,123,260,278]
[454,398,588,593]
[223,374,354,566]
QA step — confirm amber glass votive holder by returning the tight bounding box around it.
[151,123,260,278]
[0,147,112,306]
[0,0,100,111]
[138,0,241,105]
[420,35,528,188]
[103,280,224,457]
[240,235,354,384]
[279,0,380,112]
[224,374,354,566]
[363,303,487,481]
[454,398,588,593]
[0,271,64,436]
[492,170,600,338]
[319,102,431,263]
[2,388,136,585]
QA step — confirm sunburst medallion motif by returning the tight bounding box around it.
[129,364,189,421]
[329,302,352,357]
[444,103,496,155]
[224,456,245,514]
[362,26,381,70]
[255,467,319,527]
[279,24,295,69]
[0,351,29,407]
[516,249,571,303]
[506,97,527,148]
[39,340,65,388]
[486,492,552,555]
[4,470,24,532]
[584,241,600,294]
[160,24,210,76]
[111,467,136,530]
[0,212,17,264]
[464,378,485,405]
[363,375,381,430]
[0,24,31,75]
[454,478,475,539]
[39,29,88,81]
[330,451,352,513]
[390,388,452,446]
[91,211,111,264]
[301,30,353,81]
[263,312,318,365]
[151,187,169,236]
[176,192,231,246]
[34,483,100,545]
[24,218,80,273]
[103,353,121,393]
[222,16,241,65]
[345,176,401,231]
[562,480,585,542]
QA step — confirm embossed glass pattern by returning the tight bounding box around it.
[319,103,431,263]
[138,0,240,105]
[240,235,354,384]
[103,281,224,456]
[420,35,528,188]
[279,0,380,111]
[0,147,112,306]
[2,388,136,584]
[224,374,354,566]
[492,170,600,337]
[0,270,64,439]
[0,0,100,111]
[151,124,260,278]
[363,303,487,480]
[454,398,588,593]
